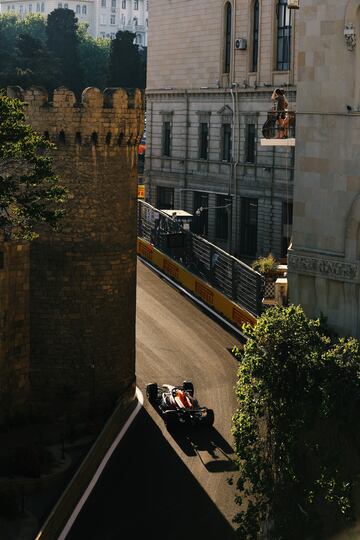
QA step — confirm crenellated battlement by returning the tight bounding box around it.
[1,85,144,421]
[6,86,144,148]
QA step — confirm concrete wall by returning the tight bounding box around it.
[288,0,360,338]
[6,85,144,419]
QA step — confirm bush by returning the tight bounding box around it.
[232,305,360,538]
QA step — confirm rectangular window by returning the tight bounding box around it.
[245,124,256,163]
[101,0,106,6]
[111,0,116,6]
[224,2,231,73]
[222,123,232,162]
[193,192,209,236]
[277,0,292,71]
[215,194,230,240]
[281,201,293,257]
[110,14,115,23]
[162,121,171,157]
[134,0,138,9]
[240,198,258,257]
[199,123,208,160]
[252,0,259,71]
[156,186,174,210]
[122,0,126,7]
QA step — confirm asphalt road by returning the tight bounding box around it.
[67,260,242,540]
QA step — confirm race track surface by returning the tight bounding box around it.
[67,260,242,540]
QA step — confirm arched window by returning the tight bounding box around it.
[252,0,259,72]
[76,4,80,12]
[276,0,292,71]
[223,2,232,74]
[82,4,87,14]
[40,1,44,11]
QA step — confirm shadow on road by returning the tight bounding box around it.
[169,425,238,473]
[148,399,237,473]
[67,407,237,540]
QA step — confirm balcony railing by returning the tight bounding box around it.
[261,110,296,146]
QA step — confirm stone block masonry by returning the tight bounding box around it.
[6,85,144,420]
[0,242,30,425]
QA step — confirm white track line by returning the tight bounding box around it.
[139,257,247,341]
[58,387,144,540]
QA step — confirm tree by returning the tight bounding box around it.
[108,31,145,89]
[16,13,47,42]
[46,8,83,96]
[2,33,61,90]
[0,14,49,89]
[0,94,67,240]
[78,24,110,89]
[232,305,360,539]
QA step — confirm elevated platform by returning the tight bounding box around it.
[260,138,296,147]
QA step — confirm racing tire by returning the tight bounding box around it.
[204,408,215,427]
[182,381,194,397]
[146,383,158,403]
[164,412,178,431]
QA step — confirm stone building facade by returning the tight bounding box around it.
[1,85,143,423]
[288,0,360,338]
[145,0,298,261]
[0,0,148,45]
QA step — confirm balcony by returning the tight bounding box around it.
[260,110,296,147]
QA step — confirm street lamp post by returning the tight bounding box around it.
[195,202,232,254]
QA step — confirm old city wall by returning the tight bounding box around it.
[6,85,144,419]
[0,242,30,425]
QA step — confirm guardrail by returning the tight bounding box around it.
[137,200,264,317]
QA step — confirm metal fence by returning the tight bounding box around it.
[137,200,264,316]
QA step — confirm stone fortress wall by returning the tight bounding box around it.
[1,86,144,423]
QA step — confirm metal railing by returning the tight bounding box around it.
[137,200,264,316]
[262,110,296,139]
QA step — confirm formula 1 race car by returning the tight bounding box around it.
[146,381,214,429]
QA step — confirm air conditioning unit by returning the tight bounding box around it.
[235,38,247,50]
[287,0,299,8]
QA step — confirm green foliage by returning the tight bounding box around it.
[78,24,110,90]
[2,33,61,90]
[46,8,83,96]
[0,14,146,92]
[0,94,67,240]
[108,30,146,89]
[232,305,360,539]
[251,253,278,277]
[0,13,47,56]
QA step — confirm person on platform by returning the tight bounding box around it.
[271,88,289,138]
